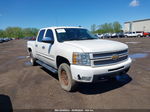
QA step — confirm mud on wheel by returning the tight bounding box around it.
[58,63,77,92]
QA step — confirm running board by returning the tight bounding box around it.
[36,60,58,74]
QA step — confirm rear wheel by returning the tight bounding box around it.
[29,52,37,66]
[58,63,77,92]
[137,35,141,38]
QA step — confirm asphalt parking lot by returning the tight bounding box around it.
[0,38,150,111]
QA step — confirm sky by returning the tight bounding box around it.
[0,0,150,30]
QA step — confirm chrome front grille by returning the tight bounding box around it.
[91,49,128,66]
[93,55,128,66]
[93,49,128,59]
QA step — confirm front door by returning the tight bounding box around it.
[35,29,55,66]
[39,29,55,65]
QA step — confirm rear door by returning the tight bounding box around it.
[35,29,46,61]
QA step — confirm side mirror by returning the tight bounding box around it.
[42,37,54,44]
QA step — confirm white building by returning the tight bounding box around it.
[124,19,150,32]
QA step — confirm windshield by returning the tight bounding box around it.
[55,28,98,42]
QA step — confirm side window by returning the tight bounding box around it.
[37,30,45,42]
[45,29,54,40]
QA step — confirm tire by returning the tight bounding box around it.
[137,35,141,38]
[29,52,37,66]
[58,63,77,92]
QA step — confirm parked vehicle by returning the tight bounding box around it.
[111,33,118,38]
[124,32,143,37]
[0,38,3,43]
[143,32,150,37]
[117,32,125,38]
[103,33,112,38]
[3,38,9,42]
[110,32,124,38]
[0,38,12,43]
[15,38,20,40]
[24,37,36,40]
[95,34,104,38]
[27,26,132,91]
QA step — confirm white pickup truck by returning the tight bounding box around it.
[124,31,143,37]
[27,26,132,91]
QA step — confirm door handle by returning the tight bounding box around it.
[42,46,45,49]
[35,45,38,47]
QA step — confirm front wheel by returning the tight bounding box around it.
[58,63,77,92]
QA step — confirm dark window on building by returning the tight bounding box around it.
[129,22,132,32]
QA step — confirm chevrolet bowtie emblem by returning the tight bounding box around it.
[112,54,119,60]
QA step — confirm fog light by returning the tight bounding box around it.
[81,76,92,81]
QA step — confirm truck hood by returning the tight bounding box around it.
[63,39,128,52]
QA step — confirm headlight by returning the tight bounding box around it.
[72,52,91,66]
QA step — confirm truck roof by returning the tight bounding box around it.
[40,26,84,30]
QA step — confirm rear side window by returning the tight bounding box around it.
[136,31,142,33]
[45,29,54,39]
[37,30,45,42]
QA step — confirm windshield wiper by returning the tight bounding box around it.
[87,38,97,40]
[79,38,97,40]
[65,39,80,41]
